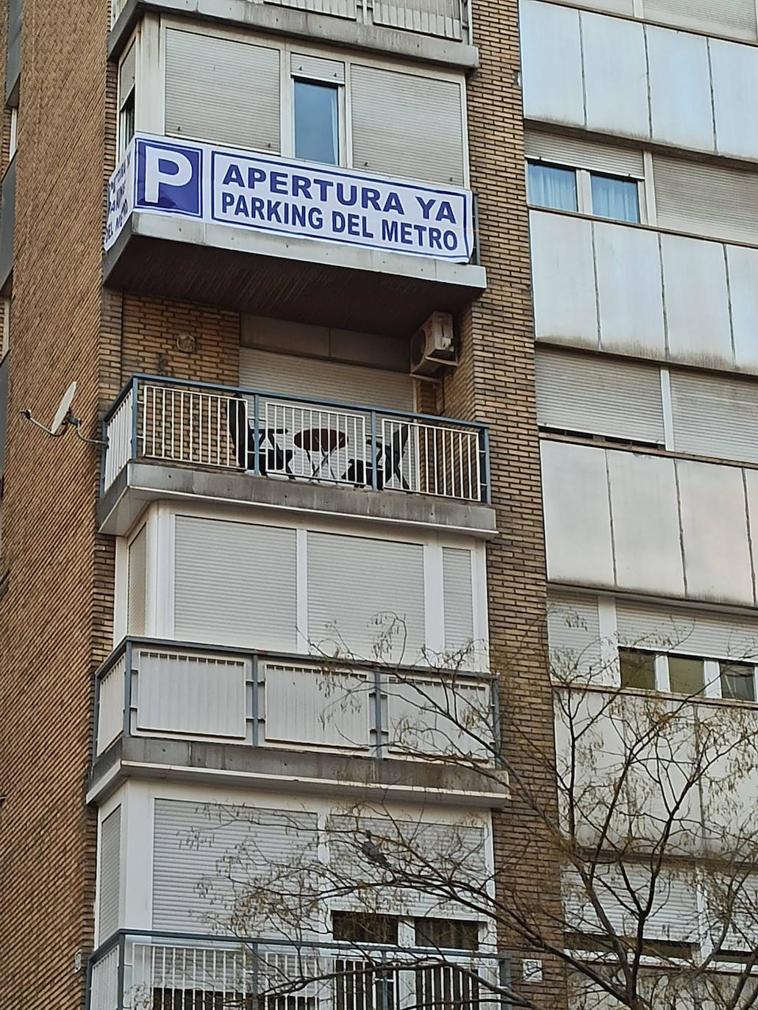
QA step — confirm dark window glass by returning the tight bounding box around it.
[619,648,656,690]
[720,662,756,702]
[294,80,339,165]
[668,656,704,696]
[415,918,479,951]
[527,162,578,212]
[332,912,399,945]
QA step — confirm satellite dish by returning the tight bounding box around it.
[50,381,78,435]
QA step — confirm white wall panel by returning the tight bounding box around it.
[530,212,598,346]
[726,245,758,373]
[644,0,757,40]
[594,223,666,357]
[608,453,684,596]
[647,28,714,152]
[661,234,732,366]
[521,0,584,126]
[582,13,649,139]
[541,441,614,586]
[742,469,758,601]
[677,460,754,605]
[711,39,758,160]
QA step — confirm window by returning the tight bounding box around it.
[332,912,399,944]
[294,79,340,166]
[667,656,704,697]
[118,42,136,157]
[527,162,577,212]
[720,662,757,703]
[415,918,478,951]
[527,161,643,224]
[8,107,17,161]
[619,649,656,691]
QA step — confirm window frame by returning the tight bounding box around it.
[291,74,345,168]
[618,646,758,703]
[526,157,647,224]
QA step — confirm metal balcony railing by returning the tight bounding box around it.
[111,0,470,43]
[88,930,505,1010]
[94,638,497,765]
[102,376,490,504]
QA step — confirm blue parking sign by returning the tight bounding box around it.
[135,138,202,217]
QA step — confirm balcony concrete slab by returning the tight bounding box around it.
[88,735,509,807]
[103,213,487,338]
[99,460,499,537]
[109,0,480,70]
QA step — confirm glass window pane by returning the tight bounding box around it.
[619,649,656,690]
[720,662,756,702]
[415,918,478,951]
[527,162,578,212]
[332,912,398,944]
[294,80,339,165]
[590,173,640,223]
[668,656,704,696]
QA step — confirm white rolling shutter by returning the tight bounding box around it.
[670,370,758,465]
[290,53,345,84]
[328,814,487,916]
[525,130,644,177]
[547,591,603,679]
[307,532,426,662]
[165,29,281,152]
[127,525,147,637]
[442,547,474,654]
[98,807,121,940]
[654,156,758,244]
[152,800,319,932]
[616,599,758,661]
[239,348,413,411]
[174,516,298,652]
[643,0,756,40]
[536,348,665,444]
[350,65,465,185]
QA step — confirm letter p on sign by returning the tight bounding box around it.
[135,139,202,217]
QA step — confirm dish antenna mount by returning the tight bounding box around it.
[20,381,107,446]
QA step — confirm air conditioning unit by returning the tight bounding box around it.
[410,312,457,377]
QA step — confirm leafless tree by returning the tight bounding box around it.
[156,609,758,1010]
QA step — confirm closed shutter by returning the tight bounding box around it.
[564,866,699,942]
[291,53,345,84]
[127,525,147,636]
[718,875,758,952]
[153,799,319,932]
[98,807,121,940]
[119,41,136,99]
[547,591,602,677]
[239,348,413,411]
[165,29,281,152]
[643,0,756,40]
[654,156,758,244]
[307,532,426,662]
[174,516,297,652]
[616,599,758,661]
[442,547,474,654]
[670,370,758,465]
[525,130,644,177]
[535,348,665,444]
[350,65,465,185]
[328,814,487,916]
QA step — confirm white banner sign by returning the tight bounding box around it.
[106,135,475,263]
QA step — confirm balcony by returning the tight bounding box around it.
[90,637,505,803]
[104,136,486,337]
[99,376,496,536]
[89,931,504,1010]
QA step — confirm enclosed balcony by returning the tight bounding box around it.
[99,375,495,536]
[89,931,504,1010]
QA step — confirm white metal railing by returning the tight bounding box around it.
[101,377,490,504]
[89,935,502,1010]
[111,0,468,42]
[93,640,496,762]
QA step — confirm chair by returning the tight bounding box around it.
[227,395,294,476]
[343,424,410,491]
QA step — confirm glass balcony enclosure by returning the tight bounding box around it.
[103,375,490,504]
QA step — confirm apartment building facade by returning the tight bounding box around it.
[0,0,756,1007]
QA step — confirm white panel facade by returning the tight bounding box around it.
[647,28,714,152]
[594,223,666,357]
[606,452,684,597]
[541,441,614,586]
[726,245,758,373]
[711,39,758,160]
[530,212,597,346]
[659,235,732,366]
[263,662,371,749]
[520,1,584,126]
[582,12,648,139]
[677,461,754,606]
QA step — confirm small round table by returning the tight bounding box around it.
[294,427,348,479]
